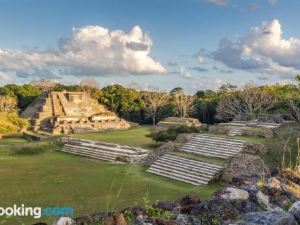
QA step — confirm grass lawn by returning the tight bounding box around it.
[0,135,29,144]
[70,126,156,149]
[0,143,220,225]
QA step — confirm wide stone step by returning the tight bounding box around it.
[182,145,240,155]
[61,148,116,162]
[155,157,220,174]
[63,146,119,159]
[191,136,245,145]
[193,135,245,143]
[64,144,141,158]
[65,143,141,155]
[147,154,223,186]
[188,138,244,146]
[152,160,219,178]
[155,158,220,175]
[63,146,118,159]
[63,139,148,154]
[185,142,243,151]
[160,154,223,170]
[181,145,241,155]
[147,168,205,186]
[180,148,235,159]
[149,163,213,181]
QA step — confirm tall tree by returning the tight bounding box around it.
[143,91,169,125]
[0,96,17,113]
[171,88,195,118]
[217,86,275,120]
[30,79,57,92]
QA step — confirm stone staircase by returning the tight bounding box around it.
[60,138,149,163]
[180,135,245,159]
[228,126,245,136]
[146,154,224,186]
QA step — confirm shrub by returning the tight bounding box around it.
[0,112,28,137]
[148,125,198,142]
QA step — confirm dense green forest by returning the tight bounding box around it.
[0,76,299,127]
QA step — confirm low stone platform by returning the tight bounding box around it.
[147,154,224,185]
[180,135,245,159]
[223,120,281,136]
[60,138,149,163]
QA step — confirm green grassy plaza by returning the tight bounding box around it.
[0,127,222,224]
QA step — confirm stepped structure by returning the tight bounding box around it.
[223,120,281,136]
[21,92,130,134]
[180,135,245,159]
[147,134,244,186]
[60,138,149,163]
[147,154,224,185]
[156,117,201,130]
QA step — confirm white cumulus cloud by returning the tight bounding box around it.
[212,19,300,77]
[0,25,166,78]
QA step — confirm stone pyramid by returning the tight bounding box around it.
[21,91,130,134]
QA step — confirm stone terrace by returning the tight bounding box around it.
[180,135,245,159]
[147,154,224,185]
[60,138,149,163]
[147,134,246,186]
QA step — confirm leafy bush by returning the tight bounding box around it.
[0,112,28,137]
[148,125,198,142]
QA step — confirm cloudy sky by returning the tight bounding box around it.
[0,0,299,92]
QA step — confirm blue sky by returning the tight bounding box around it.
[0,0,299,92]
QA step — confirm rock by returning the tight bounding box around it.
[153,201,177,211]
[190,198,239,224]
[154,218,179,225]
[174,134,194,144]
[176,194,201,214]
[74,212,112,225]
[243,143,268,155]
[222,154,270,183]
[256,191,270,208]
[288,201,300,223]
[128,207,146,217]
[176,214,201,225]
[52,217,74,225]
[104,216,115,225]
[115,213,127,225]
[239,211,297,225]
[267,177,282,190]
[219,187,249,202]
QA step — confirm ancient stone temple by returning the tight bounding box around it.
[21,92,131,134]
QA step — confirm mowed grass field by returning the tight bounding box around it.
[70,126,156,149]
[0,128,220,225]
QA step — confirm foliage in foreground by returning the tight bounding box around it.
[148,125,199,142]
